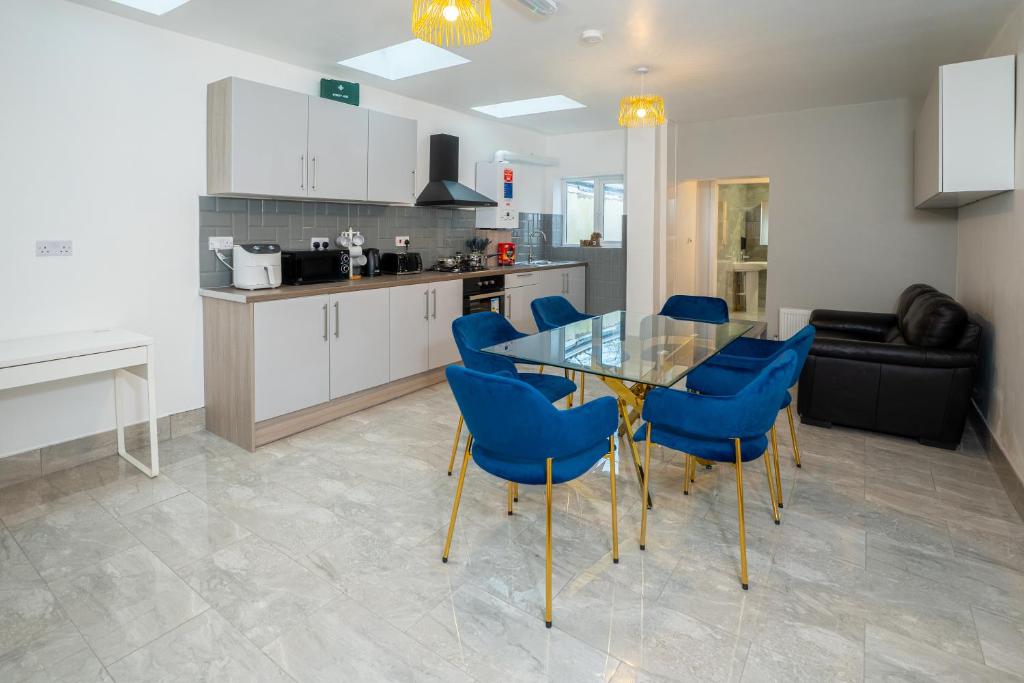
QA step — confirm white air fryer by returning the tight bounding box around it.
[231,244,282,290]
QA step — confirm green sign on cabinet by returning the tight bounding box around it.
[319,78,360,106]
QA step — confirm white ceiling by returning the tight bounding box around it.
[69,0,1019,135]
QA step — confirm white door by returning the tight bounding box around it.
[367,111,418,204]
[230,79,309,198]
[254,296,331,421]
[330,289,389,399]
[506,284,536,333]
[428,279,463,369]
[307,97,369,201]
[566,266,587,312]
[534,268,565,300]
[389,284,430,381]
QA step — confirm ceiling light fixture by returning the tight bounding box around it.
[619,66,666,128]
[108,0,191,15]
[472,95,585,118]
[338,39,470,80]
[581,29,604,45]
[412,0,492,48]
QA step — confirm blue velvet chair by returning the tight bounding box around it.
[659,295,730,324]
[530,296,596,404]
[686,326,816,511]
[443,365,620,627]
[446,313,577,476]
[636,351,797,589]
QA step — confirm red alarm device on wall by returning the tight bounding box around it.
[497,242,517,266]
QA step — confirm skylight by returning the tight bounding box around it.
[338,40,470,81]
[109,0,192,15]
[472,95,586,118]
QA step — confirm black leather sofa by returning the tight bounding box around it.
[797,284,980,449]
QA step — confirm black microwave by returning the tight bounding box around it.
[281,250,350,285]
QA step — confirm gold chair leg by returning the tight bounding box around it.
[770,426,784,509]
[442,435,473,562]
[608,436,619,564]
[545,457,554,628]
[539,365,545,375]
[734,438,749,590]
[513,482,519,503]
[507,482,514,516]
[447,415,464,476]
[640,423,652,550]
[683,454,692,495]
[787,405,802,468]
[763,449,781,525]
[580,373,586,405]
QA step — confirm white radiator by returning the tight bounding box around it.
[779,308,812,340]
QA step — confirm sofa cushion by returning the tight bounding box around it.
[900,291,968,348]
[896,283,936,321]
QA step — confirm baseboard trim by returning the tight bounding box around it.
[968,401,1024,523]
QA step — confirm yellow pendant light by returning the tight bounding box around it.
[619,66,666,128]
[412,0,492,48]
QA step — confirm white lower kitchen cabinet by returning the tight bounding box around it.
[330,288,390,399]
[254,295,331,421]
[389,284,431,381]
[566,266,587,311]
[428,279,462,368]
[506,283,537,332]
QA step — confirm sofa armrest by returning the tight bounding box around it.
[811,337,978,369]
[810,309,898,341]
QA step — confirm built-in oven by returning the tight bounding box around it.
[463,274,506,317]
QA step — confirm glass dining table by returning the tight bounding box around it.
[483,311,753,507]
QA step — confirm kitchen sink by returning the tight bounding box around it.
[515,259,571,266]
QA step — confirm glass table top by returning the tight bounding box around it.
[483,311,754,388]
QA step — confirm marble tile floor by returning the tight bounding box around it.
[0,380,1022,682]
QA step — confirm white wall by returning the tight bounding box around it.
[543,129,627,214]
[672,98,958,337]
[0,0,546,457]
[956,4,1024,481]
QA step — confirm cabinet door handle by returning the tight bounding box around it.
[506,294,511,319]
[432,289,437,319]
[411,170,417,200]
[312,156,318,191]
[424,289,430,321]
[334,301,340,338]
[322,303,328,341]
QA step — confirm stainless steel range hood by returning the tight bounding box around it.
[415,134,498,208]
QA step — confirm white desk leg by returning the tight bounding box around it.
[113,369,127,456]
[114,354,159,478]
[146,351,159,477]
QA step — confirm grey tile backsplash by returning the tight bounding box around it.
[198,197,626,314]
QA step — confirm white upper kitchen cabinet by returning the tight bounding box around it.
[308,97,369,201]
[208,78,310,198]
[428,280,463,369]
[254,296,331,421]
[389,284,431,381]
[329,289,389,399]
[367,110,418,204]
[566,266,587,312]
[914,55,1015,209]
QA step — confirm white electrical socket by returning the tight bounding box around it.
[36,240,73,257]
[395,236,411,247]
[208,236,234,251]
[310,237,331,250]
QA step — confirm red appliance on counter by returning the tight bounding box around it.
[497,242,517,266]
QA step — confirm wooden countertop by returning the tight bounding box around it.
[199,261,588,304]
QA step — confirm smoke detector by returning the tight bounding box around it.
[518,0,558,16]
[581,29,604,45]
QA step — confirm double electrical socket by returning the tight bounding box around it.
[395,236,410,247]
[208,236,234,251]
[36,240,73,257]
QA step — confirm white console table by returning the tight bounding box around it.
[0,330,159,477]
